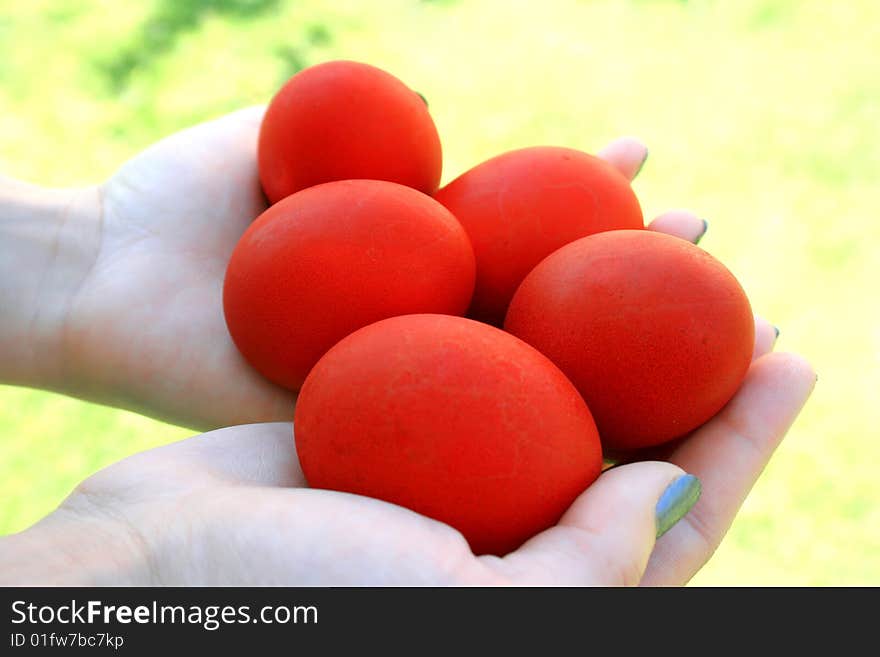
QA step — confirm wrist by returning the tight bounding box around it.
[0,180,102,389]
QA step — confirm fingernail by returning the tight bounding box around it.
[633,148,649,179]
[655,474,701,539]
[693,219,709,245]
[773,325,781,343]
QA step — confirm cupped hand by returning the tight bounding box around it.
[1,331,814,586]
[2,109,707,431]
[59,107,294,430]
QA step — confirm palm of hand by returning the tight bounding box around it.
[65,108,296,429]
[71,423,495,585]
[61,422,669,586]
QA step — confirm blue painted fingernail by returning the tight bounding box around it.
[655,474,702,539]
[694,219,709,245]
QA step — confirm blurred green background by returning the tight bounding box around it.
[1,0,878,585]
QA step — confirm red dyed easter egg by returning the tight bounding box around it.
[223,180,475,391]
[505,230,754,450]
[294,314,603,555]
[258,60,442,203]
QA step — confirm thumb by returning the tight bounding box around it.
[493,461,701,585]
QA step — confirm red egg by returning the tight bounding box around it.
[223,180,475,391]
[434,146,643,325]
[294,314,603,556]
[258,60,442,203]
[505,230,754,451]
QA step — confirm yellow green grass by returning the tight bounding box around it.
[1,0,878,584]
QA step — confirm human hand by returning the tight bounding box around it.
[0,112,707,431]
[0,108,292,430]
[0,338,814,586]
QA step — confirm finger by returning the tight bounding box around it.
[597,137,649,181]
[218,104,267,129]
[640,352,816,586]
[487,461,690,585]
[647,209,708,243]
[181,422,305,487]
[753,316,779,361]
[82,423,307,494]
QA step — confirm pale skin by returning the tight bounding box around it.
[0,109,816,584]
